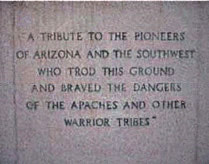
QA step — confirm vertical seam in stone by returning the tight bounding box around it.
[194,2,202,163]
[12,2,18,164]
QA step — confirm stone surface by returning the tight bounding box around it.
[0,2,209,164]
